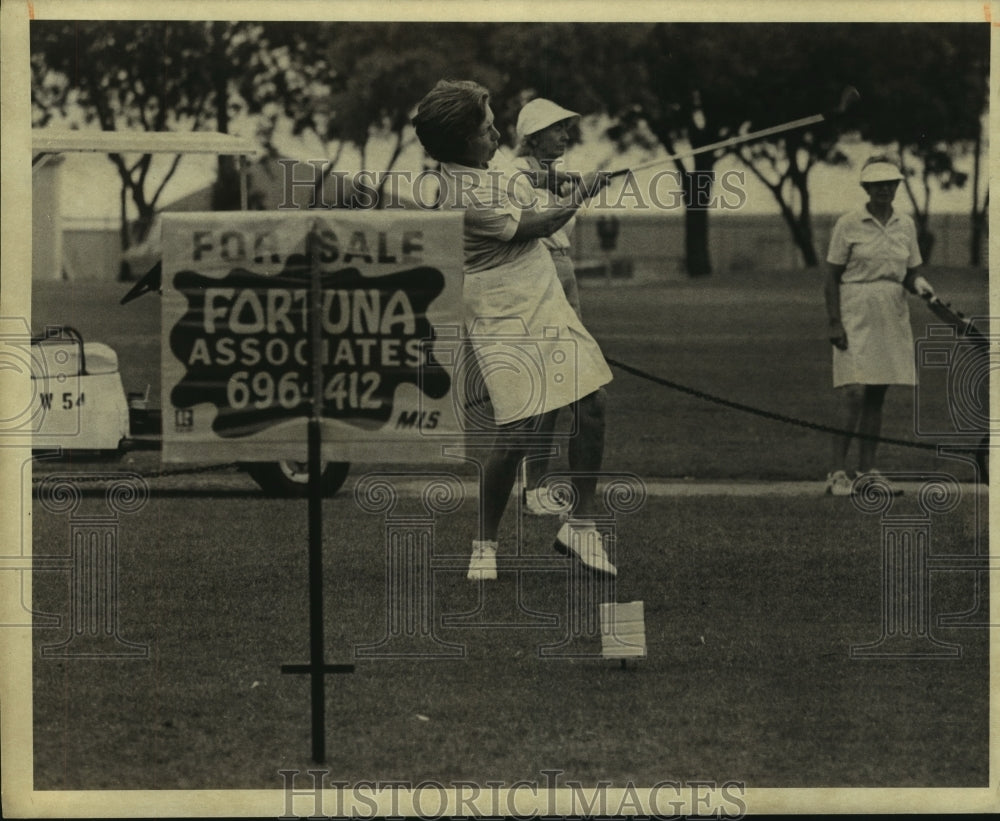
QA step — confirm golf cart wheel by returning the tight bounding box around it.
[244,461,350,498]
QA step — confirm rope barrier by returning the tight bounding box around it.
[30,353,979,487]
[605,356,943,451]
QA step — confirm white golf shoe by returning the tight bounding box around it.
[467,541,497,581]
[553,520,617,576]
[824,469,854,497]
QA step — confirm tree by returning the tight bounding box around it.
[724,24,857,268]
[30,21,314,259]
[483,23,744,271]
[594,24,987,270]
[970,129,988,267]
[264,22,503,208]
[629,23,768,275]
[840,23,989,264]
[485,24,651,126]
[643,23,988,269]
[229,23,351,206]
[487,23,842,274]
[31,21,215,263]
[202,21,273,212]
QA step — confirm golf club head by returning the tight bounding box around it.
[837,85,861,114]
[820,85,862,125]
[923,294,986,342]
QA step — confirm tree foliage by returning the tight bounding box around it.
[495,22,988,269]
[258,23,503,204]
[841,23,990,262]
[623,23,784,274]
[31,21,213,251]
[30,20,990,270]
[485,23,855,272]
[722,24,858,267]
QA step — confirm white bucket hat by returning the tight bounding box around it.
[860,159,904,183]
[515,98,580,140]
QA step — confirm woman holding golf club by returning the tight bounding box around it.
[823,154,935,496]
[511,98,590,516]
[412,79,615,581]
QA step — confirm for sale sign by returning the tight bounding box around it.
[161,211,465,463]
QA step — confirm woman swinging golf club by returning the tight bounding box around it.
[411,79,615,581]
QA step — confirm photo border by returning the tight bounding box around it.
[2,0,996,816]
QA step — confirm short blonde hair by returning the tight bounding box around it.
[412,80,491,163]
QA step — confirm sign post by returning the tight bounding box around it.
[278,224,355,764]
[307,224,330,761]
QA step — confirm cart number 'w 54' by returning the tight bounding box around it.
[39,392,85,410]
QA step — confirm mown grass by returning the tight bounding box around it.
[30,490,988,790]
[28,265,990,792]
[31,263,990,481]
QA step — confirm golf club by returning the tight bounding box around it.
[607,85,860,179]
[922,292,987,342]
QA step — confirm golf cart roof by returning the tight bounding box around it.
[31,128,262,156]
[32,129,261,212]
[32,129,262,162]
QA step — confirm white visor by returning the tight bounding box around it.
[860,162,904,183]
[516,99,580,140]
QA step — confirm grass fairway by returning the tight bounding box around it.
[31,490,988,790]
[27,266,990,795]
[31,263,990,481]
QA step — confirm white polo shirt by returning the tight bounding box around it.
[826,208,922,283]
[511,155,575,254]
[439,161,540,274]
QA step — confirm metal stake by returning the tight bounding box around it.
[281,222,354,764]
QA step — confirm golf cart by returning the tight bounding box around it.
[30,129,351,496]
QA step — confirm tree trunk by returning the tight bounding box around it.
[683,206,711,276]
[917,173,935,263]
[971,189,988,268]
[680,152,713,276]
[970,216,984,267]
[211,159,241,211]
[917,225,936,263]
[900,160,934,264]
[209,22,240,211]
[793,172,818,267]
[118,184,131,281]
[970,123,985,267]
[912,208,934,263]
[792,219,819,267]
[772,190,818,268]
[735,143,820,269]
[376,131,407,209]
[131,207,156,247]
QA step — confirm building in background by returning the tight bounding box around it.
[33,146,987,282]
[31,156,65,281]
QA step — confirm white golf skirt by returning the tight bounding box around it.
[463,243,612,424]
[833,280,916,387]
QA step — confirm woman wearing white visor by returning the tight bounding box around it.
[514,98,586,317]
[511,98,590,515]
[824,155,935,496]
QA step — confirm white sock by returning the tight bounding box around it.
[472,539,497,552]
